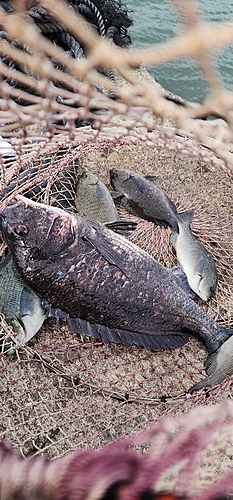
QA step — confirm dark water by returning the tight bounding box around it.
[126,0,233,102]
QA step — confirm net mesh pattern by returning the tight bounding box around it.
[0,0,233,497]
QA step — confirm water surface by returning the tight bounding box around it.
[126,0,233,101]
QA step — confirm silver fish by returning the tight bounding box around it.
[75,170,120,223]
[110,168,179,231]
[0,250,46,350]
[170,210,217,302]
[0,195,231,355]
[190,336,233,392]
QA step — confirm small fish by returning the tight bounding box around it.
[0,195,232,355]
[189,335,233,392]
[0,250,46,352]
[110,168,179,231]
[170,210,217,302]
[75,170,120,223]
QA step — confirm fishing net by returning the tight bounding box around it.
[0,0,233,498]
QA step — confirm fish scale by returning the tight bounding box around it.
[75,170,120,223]
[0,195,232,355]
[0,251,45,347]
[110,167,180,231]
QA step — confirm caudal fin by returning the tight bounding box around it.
[177,209,195,229]
[189,376,213,393]
[214,326,233,349]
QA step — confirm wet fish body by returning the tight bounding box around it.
[0,195,232,355]
[110,168,179,231]
[170,211,217,302]
[0,251,46,348]
[75,170,120,223]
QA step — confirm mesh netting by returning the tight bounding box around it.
[0,0,233,497]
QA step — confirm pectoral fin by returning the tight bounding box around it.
[81,226,130,277]
[194,257,205,277]
[144,175,159,181]
[170,231,178,246]
[130,174,146,193]
[170,267,195,298]
[20,288,36,317]
[105,220,137,233]
[41,299,68,328]
[110,191,124,202]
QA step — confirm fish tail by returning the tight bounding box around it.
[196,324,233,355]
[165,199,180,232]
[204,350,218,375]
[177,209,194,228]
[215,326,233,348]
[188,376,212,393]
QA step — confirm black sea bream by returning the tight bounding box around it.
[110,168,180,232]
[0,195,232,354]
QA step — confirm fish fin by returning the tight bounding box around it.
[20,287,36,316]
[170,231,178,246]
[68,317,98,341]
[170,267,196,298]
[110,191,124,203]
[95,183,107,200]
[214,326,233,347]
[204,351,218,375]
[41,299,68,327]
[81,226,130,278]
[105,221,137,233]
[67,317,189,350]
[144,175,159,181]
[194,257,205,277]
[177,209,194,228]
[129,174,146,193]
[188,376,212,393]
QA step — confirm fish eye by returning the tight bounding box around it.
[15,224,28,236]
[110,169,118,180]
[209,285,214,294]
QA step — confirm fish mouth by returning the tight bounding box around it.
[0,196,29,238]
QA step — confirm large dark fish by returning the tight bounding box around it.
[110,168,180,232]
[0,195,232,354]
